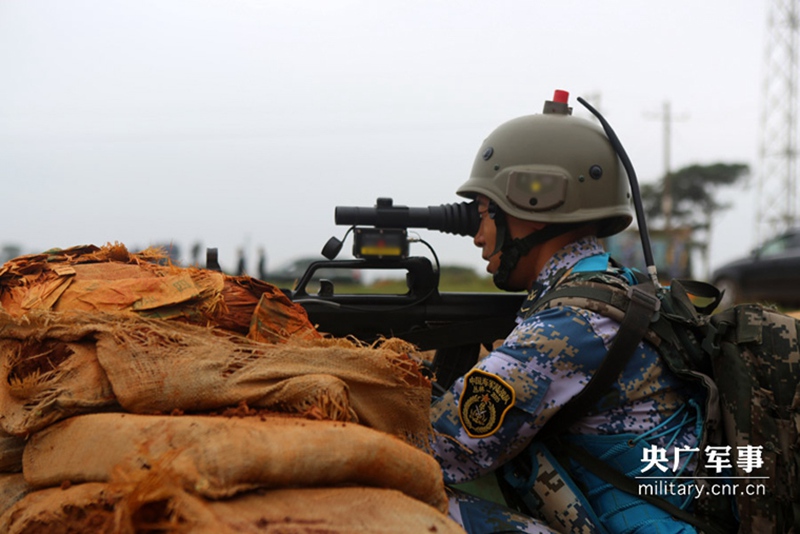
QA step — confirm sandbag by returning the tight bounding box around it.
[0,243,319,339]
[0,312,347,434]
[0,321,118,436]
[0,432,25,473]
[241,373,357,421]
[0,474,30,520]
[201,487,465,534]
[248,288,326,343]
[0,311,431,444]
[0,482,465,534]
[0,482,118,534]
[22,413,448,513]
[93,316,431,444]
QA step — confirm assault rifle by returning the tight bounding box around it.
[283,197,524,390]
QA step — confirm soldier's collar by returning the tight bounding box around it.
[517,236,606,317]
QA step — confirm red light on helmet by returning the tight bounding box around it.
[553,90,569,104]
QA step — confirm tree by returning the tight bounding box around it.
[641,163,750,278]
[642,163,750,229]
[0,244,23,266]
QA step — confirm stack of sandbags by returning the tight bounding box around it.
[0,434,27,523]
[3,483,455,534]
[0,242,320,343]
[0,244,463,533]
[0,311,433,443]
[9,414,456,533]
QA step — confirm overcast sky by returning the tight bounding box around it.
[0,0,769,277]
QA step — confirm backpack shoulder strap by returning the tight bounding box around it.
[537,281,660,439]
[554,438,729,534]
[533,274,722,436]
[526,270,642,327]
[523,276,735,532]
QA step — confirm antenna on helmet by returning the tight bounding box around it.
[577,96,660,287]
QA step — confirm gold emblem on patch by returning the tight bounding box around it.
[459,369,516,438]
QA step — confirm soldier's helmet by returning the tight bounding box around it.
[457,90,633,237]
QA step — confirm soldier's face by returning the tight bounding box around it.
[474,196,502,274]
[474,196,549,290]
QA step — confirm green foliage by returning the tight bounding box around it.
[437,265,500,292]
[435,265,498,291]
[642,163,750,229]
[337,264,500,294]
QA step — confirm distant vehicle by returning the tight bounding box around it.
[266,256,362,288]
[711,227,800,308]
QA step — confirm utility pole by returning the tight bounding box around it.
[661,101,675,232]
[646,102,690,277]
[757,0,799,242]
[646,101,689,231]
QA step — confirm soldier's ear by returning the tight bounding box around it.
[506,217,546,239]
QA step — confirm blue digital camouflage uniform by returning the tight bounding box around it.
[431,236,706,534]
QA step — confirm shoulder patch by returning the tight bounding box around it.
[459,369,516,438]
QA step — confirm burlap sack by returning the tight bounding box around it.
[0,311,430,444]
[0,244,167,316]
[247,289,326,343]
[22,413,448,513]
[0,474,30,520]
[93,316,430,444]
[0,243,319,339]
[0,315,117,436]
[0,482,118,534]
[0,483,465,534]
[200,487,465,534]
[239,373,356,421]
[0,432,25,473]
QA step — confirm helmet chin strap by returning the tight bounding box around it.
[489,208,585,291]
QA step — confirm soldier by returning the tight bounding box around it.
[236,247,247,276]
[430,91,707,533]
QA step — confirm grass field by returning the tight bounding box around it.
[280,265,502,295]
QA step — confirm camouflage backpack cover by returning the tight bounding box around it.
[531,271,800,534]
[709,303,800,532]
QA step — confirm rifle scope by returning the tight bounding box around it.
[335,198,480,237]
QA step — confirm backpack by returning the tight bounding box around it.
[526,271,800,534]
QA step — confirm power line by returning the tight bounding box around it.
[757,0,800,242]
